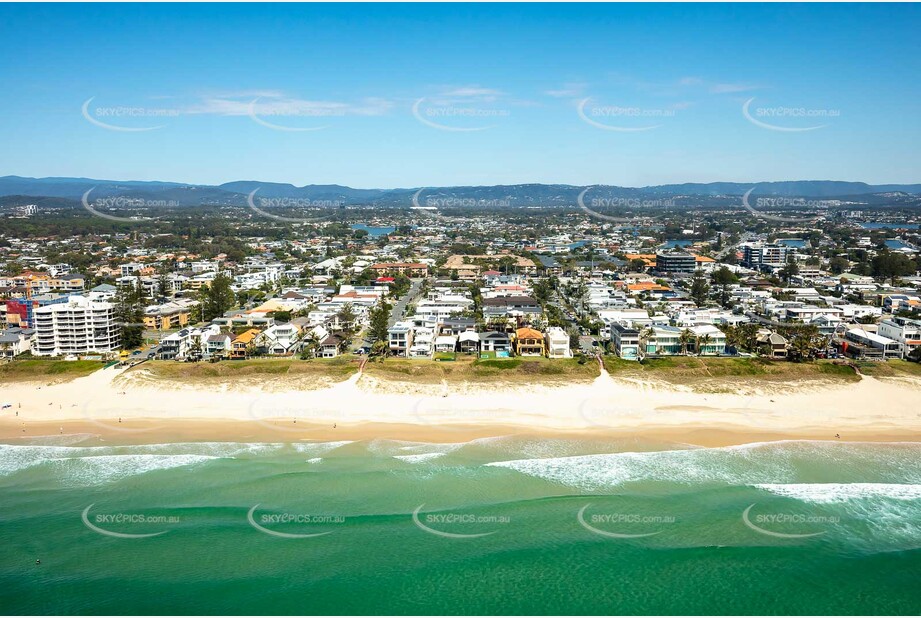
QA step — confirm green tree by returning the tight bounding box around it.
[689,270,710,307]
[779,254,800,284]
[202,273,235,322]
[368,301,391,342]
[828,256,849,275]
[871,251,917,284]
[336,303,358,342]
[711,266,738,307]
[114,282,144,349]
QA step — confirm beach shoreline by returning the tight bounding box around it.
[2,364,920,446]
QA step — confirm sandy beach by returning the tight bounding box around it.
[2,363,920,446]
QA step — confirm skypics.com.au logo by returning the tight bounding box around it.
[412,188,510,209]
[412,505,510,539]
[412,87,511,132]
[577,98,676,132]
[81,188,164,223]
[81,504,180,539]
[577,186,674,224]
[742,503,838,539]
[247,504,344,539]
[741,188,829,223]
[246,188,337,223]
[82,97,179,132]
[577,504,676,539]
[742,97,840,132]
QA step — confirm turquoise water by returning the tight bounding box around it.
[660,239,693,249]
[2,437,920,615]
[860,222,918,230]
[351,224,395,237]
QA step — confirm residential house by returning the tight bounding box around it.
[878,317,921,359]
[482,296,542,319]
[0,327,34,359]
[205,333,232,359]
[458,330,481,354]
[757,332,788,359]
[689,324,727,355]
[370,262,429,277]
[434,335,458,354]
[479,331,511,354]
[319,334,344,358]
[256,323,303,356]
[231,329,261,360]
[545,326,572,358]
[514,327,545,356]
[388,321,414,357]
[842,328,902,360]
[610,322,640,360]
[642,325,683,356]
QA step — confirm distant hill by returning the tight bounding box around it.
[1,175,919,208]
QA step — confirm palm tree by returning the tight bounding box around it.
[639,327,653,358]
[678,329,693,356]
[696,333,712,356]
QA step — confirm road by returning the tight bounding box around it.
[388,278,425,327]
[353,278,426,352]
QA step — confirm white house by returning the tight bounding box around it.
[545,326,572,358]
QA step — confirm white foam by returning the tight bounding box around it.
[53,454,217,485]
[483,441,921,491]
[393,452,446,464]
[485,447,788,490]
[306,457,323,464]
[291,441,354,456]
[0,444,76,476]
[754,483,921,503]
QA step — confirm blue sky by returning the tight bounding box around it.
[1,3,919,188]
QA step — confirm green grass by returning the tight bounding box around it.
[363,355,599,385]
[0,359,104,383]
[857,359,921,378]
[602,355,863,385]
[133,357,359,382]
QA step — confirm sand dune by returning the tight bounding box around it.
[1,363,920,445]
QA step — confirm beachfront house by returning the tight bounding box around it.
[388,321,413,357]
[458,330,481,354]
[842,328,902,360]
[642,325,683,356]
[255,323,303,356]
[0,326,34,358]
[878,317,921,359]
[319,334,344,358]
[231,329,260,360]
[689,325,727,356]
[205,333,232,359]
[514,327,545,356]
[756,332,788,359]
[479,331,511,354]
[434,335,458,354]
[545,326,572,358]
[610,322,640,360]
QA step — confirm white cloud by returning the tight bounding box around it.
[710,82,760,94]
[544,82,588,98]
[439,86,503,98]
[184,93,393,117]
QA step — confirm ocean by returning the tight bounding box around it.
[2,436,920,615]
